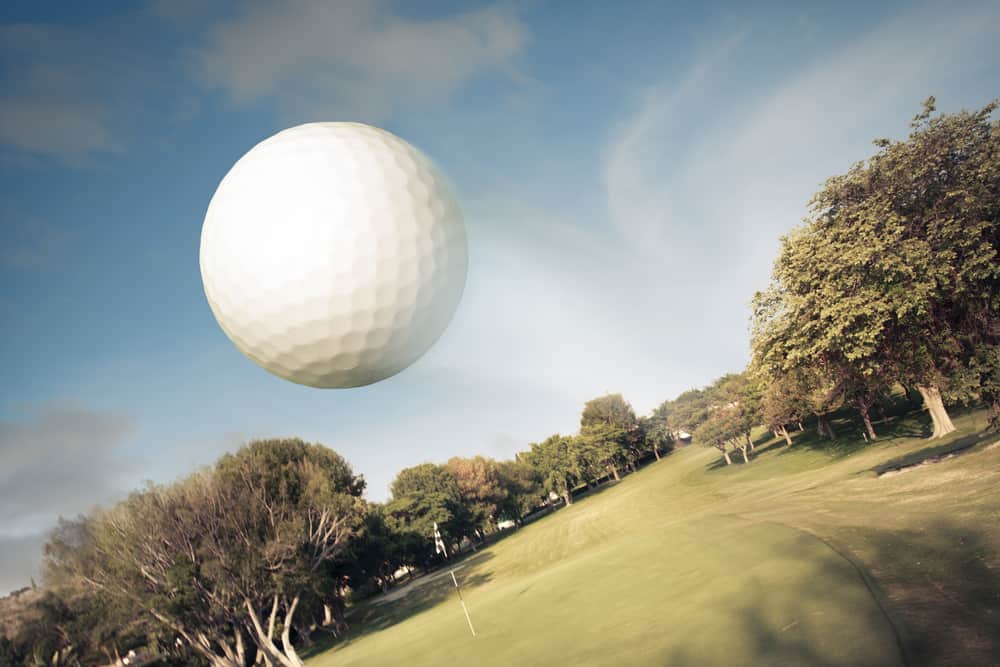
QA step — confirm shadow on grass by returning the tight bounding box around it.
[661,529,908,666]
[301,555,495,659]
[701,406,948,473]
[870,431,995,475]
[857,519,1000,666]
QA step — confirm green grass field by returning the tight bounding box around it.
[307,407,999,666]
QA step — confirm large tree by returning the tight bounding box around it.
[495,459,544,523]
[662,388,712,435]
[579,394,639,481]
[385,463,472,557]
[520,435,581,506]
[753,99,999,438]
[43,439,365,667]
[693,406,745,465]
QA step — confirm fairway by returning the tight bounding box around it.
[309,410,1000,666]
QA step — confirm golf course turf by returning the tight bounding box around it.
[307,406,999,666]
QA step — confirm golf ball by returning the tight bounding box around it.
[199,122,468,388]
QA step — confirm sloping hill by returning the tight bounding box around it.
[309,408,999,666]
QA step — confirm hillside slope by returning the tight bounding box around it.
[310,408,999,666]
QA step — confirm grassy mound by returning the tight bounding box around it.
[308,407,999,666]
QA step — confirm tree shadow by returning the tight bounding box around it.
[870,431,995,475]
[857,519,1000,666]
[657,530,906,666]
[769,413,881,460]
[302,556,495,658]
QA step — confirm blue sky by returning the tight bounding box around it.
[1,0,998,593]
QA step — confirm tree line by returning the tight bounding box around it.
[1,391,677,667]
[2,98,996,666]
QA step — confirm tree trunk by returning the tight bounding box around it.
[858,403,877,441]
[797,421,804,432]
[608,462,620,481]
[780,425,793,446]
[562,490,573,506]
[722,450,732,465]
[902,383,920,407]
[280,595,303,667]
[653,444,661,461]
[988,397,1000,432]
[745,432,754,452]
[917,384,957,438]
[740,446,749,463]
[817,415,836,440]
[245,596,304,667]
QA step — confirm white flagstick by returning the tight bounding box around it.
[450,569,476,637]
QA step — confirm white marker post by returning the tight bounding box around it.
[450,569,476,637]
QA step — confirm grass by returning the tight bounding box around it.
[307,407,1000,666]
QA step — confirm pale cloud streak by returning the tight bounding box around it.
[603,29,749,260]
[0,212,71,271]
[0,404,142,593]
[0,405,136,538]
[428,0,1000,425]
[0,23,134,162]
[591,1,1000,410]
[193,0,527,121]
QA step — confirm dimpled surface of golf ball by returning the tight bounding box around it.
[199,122,467,388]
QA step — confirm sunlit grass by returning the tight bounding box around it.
[307,407,999,666]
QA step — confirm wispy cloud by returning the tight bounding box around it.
[0,213,71,271]
[192,0,527,121]
[590,1,1000,407]
[0,23,136,163]
[0,404,136,538]
[0,533,46,594]
[603,29,749,259]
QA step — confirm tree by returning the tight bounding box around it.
[521,435,581,506]
[385,463,470,557]
[579,394,639,480]
[640,414,673,461]
[710,372,763,451]
[758,374,808,446]
[445,456,508,537]
[44,438,365,667]
[496,459,544,523]
[340,504,404,596]
[693,408,734,465]
[664,388,712,435]
[753,99,1000,439]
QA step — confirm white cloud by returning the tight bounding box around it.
[593,1,1000,405]
[603,29,749,259]
[193,0,527,120]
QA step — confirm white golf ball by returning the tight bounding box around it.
[199,122,468,388]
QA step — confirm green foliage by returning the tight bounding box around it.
[42,438,366,666]
[446,456,509,534]
[660,388,712,434]
[752,98,1000,432]
[386,462,467,556]
[579,394,640,477]
[495,459,544,521]
[520,434,582,503]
